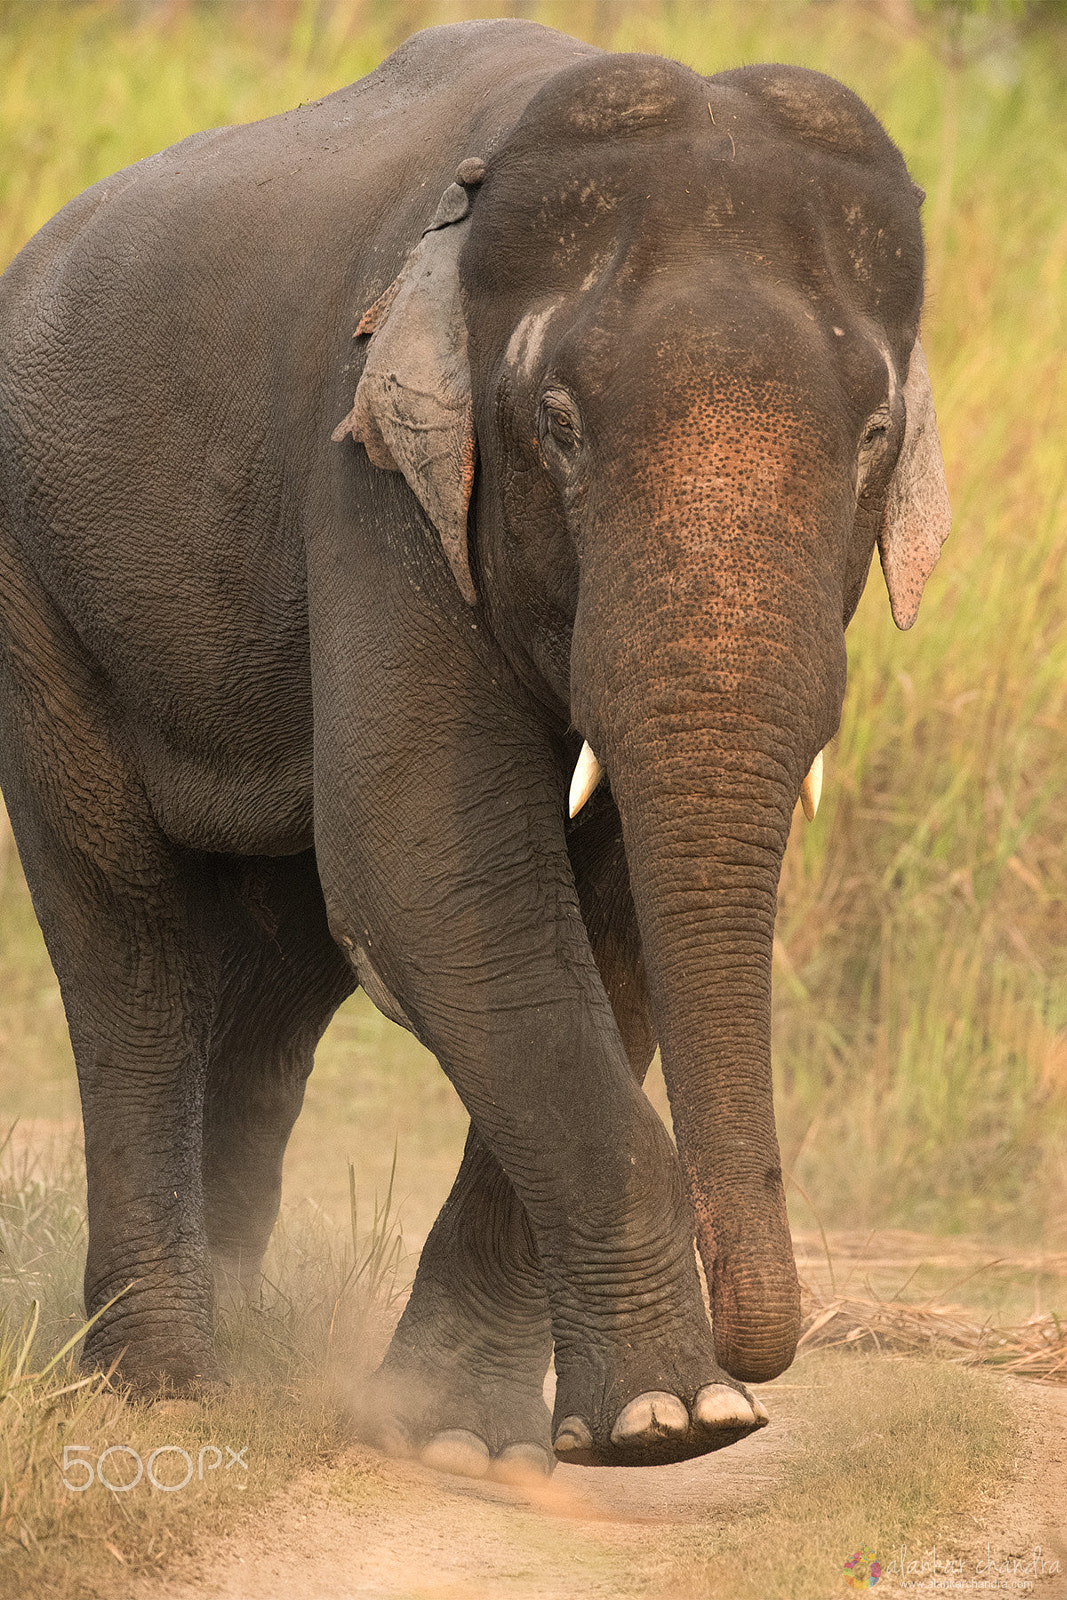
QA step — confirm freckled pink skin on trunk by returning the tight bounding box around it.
[571,361,849,1382]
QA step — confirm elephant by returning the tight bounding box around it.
[0,19,949,1479]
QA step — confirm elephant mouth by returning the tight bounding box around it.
[568,740,605,818]
[569,739,825,824]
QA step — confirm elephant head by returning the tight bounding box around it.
[335,54,950,1382]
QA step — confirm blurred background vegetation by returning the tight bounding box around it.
[1,0,1065,1271]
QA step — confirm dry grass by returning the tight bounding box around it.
[791,1218,1067,1380]
[0,1132,407,1597]
[661,1350,1017,1600]
[799,1284,1067,1381]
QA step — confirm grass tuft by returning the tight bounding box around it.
[663,1353,1017,1600]
[0,1133,407,1598]
[798,1280,1067,1380]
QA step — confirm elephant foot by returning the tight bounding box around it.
[419,1430,554,1485]
[361,1351,554,1485]
[551,1337,769,1468]
[82,1322,224,1399]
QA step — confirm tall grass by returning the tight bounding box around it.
[0,0,1065,1251]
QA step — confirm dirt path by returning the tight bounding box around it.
[144,1397,791,1600]
[868,1380,1067,1600]
[141,1380,1067,1600]
[930,1381,1067,1600]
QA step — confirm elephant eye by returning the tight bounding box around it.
[540,388,583,456]
[856,406,895,498]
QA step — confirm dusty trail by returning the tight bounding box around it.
[144,1398,790,1600]
[143,1382,1067,1600]
[140,1381,1067,1600]
[936,1382,1067,1600]
[867,1381,1067,1600]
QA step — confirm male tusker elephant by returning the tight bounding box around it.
[0,20,949,1479]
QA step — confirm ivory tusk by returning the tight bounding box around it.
[568,741,603,818]
[799,749,824,822]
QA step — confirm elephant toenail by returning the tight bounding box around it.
[694,1383,758,1430]
[610,1391,689,1446]
[553,1416,594,1455]
[419,1428,490,1478]
[751,1395,770,1424]
[491,1443,555,1484]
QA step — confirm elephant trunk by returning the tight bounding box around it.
[571,482,845,1382]
[610,737,799,1381]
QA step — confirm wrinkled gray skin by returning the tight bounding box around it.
[0,21,948,1478]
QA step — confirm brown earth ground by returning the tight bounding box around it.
[138,1420,792,1600]
[138,1377,1067,1600]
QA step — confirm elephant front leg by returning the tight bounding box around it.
[365,1127,554,1482]
[15,819,222,1387]
[0,606,224,1392]
[69,862,227,1392]
[316,726,765,1470]
[367,806,659,1482]
[79,1048,219,1392]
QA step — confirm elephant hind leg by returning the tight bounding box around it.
[201,850,355,1295]
[365,1125,555,1482]
[0,630,227,1389]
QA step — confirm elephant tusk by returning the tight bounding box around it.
[568,741,603,818]
[799,749,824,822]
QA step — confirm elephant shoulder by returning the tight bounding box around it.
[0,19,598,330]
[355,18,599,101]
[0,126,221,305]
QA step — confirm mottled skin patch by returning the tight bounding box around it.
[504,300,564,379]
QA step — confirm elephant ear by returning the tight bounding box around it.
[878,339,951,630]
[332,165,484,605]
